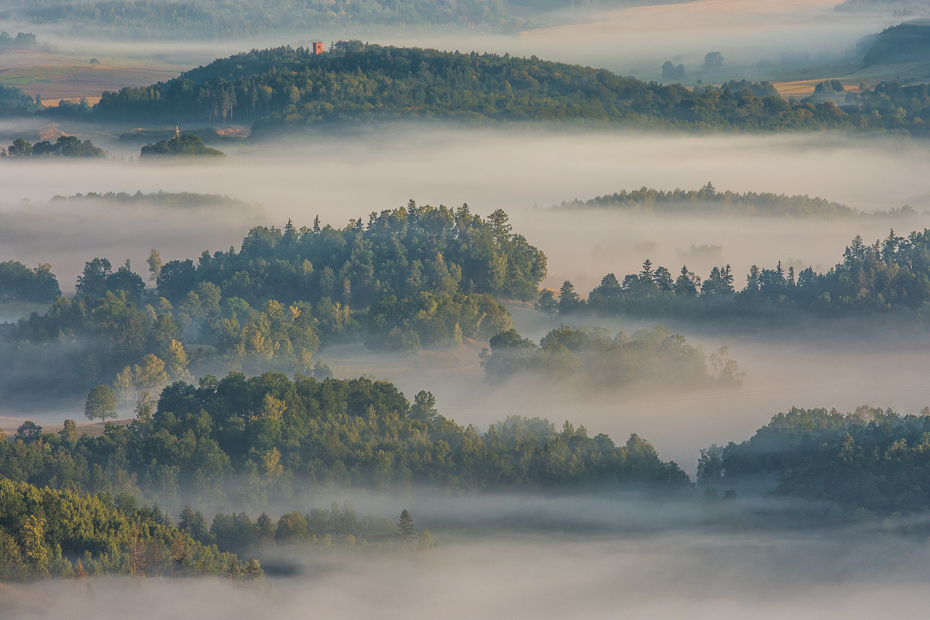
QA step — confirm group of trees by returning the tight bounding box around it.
[814,79,845,94]
[140,133,225,157]
[557,182,859,218]
[50,190,247,209]
[0,372,689,512]
[0,205,545,401]
[0,261,60,302]
[0,31,38,51]
[480,325,743,390]
[181,503,432,558]
[540,228,930,323]
[84,43,885,134]
[3,136,105,158]
[698,405,930,522]
[0,478,257,581]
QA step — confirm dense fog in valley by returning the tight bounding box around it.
[5,530,930,620]
[4,125,930,468]
[3,1,930,611]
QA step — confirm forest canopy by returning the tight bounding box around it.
[84,42,930,136]
[0,204,545,401]
[543,228,930,323]
[0,373,690,512]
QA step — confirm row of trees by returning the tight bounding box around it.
[3,136,104,158]
[1,372,689,511]
[480,325,743,390]
[539,228,930,322]
[698,405,930,521]
[179,503,432,558]
[557,182,859,218]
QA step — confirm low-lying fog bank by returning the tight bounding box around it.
[3,530,928,620]
[3,125,930,292]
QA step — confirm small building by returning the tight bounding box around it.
[312,42,323,55]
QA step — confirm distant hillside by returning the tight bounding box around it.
[50,190,247,208]
[92,42,865,136]
[557,184,859,218]
[862,21,930,66]
[557,184,925,218]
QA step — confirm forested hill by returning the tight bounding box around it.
[92,42,903,136]
[557,183,859,218]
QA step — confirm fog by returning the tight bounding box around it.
[4,124,930,468]
[4,125,930,290]
[1,0,899,81]
[4,529,930,619]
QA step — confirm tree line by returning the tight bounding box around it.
[480,324,743,390]
[697,405,930,524]
[0,372,689,513]
[540,228,930,323]
[556,182,862,218]
[2,136,105,158]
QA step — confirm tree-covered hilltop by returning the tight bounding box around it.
[1,0,518,38]
[0,478,257,581]
[543,228,930,323]
[480,325,743,390]
[0,261,60,303]
[3,136,105,158]
[140,134,225,158]
[50,190,248,209]
[89,42,866,135]
[0,204,543,400]
[697,405,930,521]
[861,20,930,66]
[556,183,861,218]
[0,373,689,511]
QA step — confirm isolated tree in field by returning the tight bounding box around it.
[85,385,118,421]
[703,52,724,70]
[396,509,415,540]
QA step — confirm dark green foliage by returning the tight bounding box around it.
[0,261,60,302]
[814,79,845,94]
[0,478,250,581]
[711,405,930,518]
[90,43,865,134]
[0,372,689,506]
[140,134,225,157]
[558,183,858,218]
[0,205,544,400]
[552,229,930,324]
[5,135,104,157]
[480,325,741,389]
[0,84,41,116]
[862,21,930,66]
